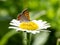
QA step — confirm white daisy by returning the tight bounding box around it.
[9,19,51,34]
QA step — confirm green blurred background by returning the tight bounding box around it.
[0,0,60,45]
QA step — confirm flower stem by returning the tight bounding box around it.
[56,38,60,45]
[27,33,32,45]
[22,32,27,45]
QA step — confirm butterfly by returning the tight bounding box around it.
[17,9,30,22]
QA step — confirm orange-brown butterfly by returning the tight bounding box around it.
[17,9,30,22]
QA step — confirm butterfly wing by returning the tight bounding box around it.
[22,9,30,20]
[17,14,21,20]
[17,9,30,22]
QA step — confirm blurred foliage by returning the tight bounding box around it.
[0,0,60,45]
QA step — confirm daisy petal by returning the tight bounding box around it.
[9,23,18,26]
[40,30,51,32]
[11,19,20,25]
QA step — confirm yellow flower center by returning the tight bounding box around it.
[19,21,38,30]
